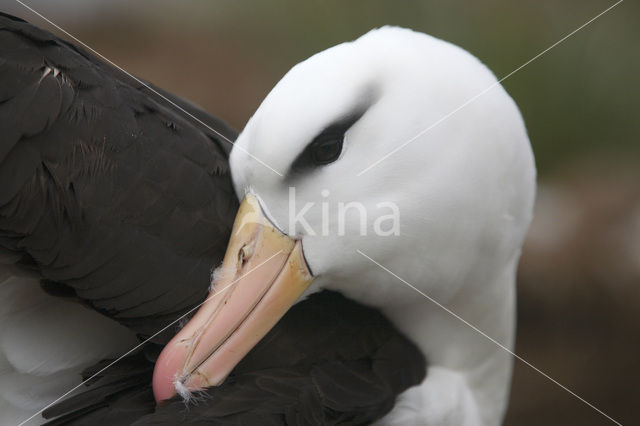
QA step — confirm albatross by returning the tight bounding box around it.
[0,11,535,426]
[0,12,423,425]
[153,25,536,425]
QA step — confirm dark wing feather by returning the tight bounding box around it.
[42,349,157,426]
[0,12,238,342]
[44,291,427,425]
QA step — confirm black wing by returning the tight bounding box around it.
[0,12,238,342]
[43,291,427,426]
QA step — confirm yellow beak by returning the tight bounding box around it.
[152,194,314,401]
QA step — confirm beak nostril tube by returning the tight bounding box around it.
[239,244,253,267]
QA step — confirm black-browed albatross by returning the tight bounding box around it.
[0,12,424,425]
[0,11,536,426]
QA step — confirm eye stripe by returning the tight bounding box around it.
[286,109,366,178]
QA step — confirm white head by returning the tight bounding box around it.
[229,26,536,424]
[231,26,535,305]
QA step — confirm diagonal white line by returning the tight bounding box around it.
[356,249,623,426]
[14,0,284,177]
[16,250,284,426]
[357,0,624,176]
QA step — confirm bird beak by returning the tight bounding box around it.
[152,193,314,402]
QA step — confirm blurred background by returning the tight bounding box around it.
[4,0,639,424]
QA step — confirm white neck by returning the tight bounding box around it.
[400,259,517,425]
[318,252,519,426]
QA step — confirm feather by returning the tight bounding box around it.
[43,291,427,425]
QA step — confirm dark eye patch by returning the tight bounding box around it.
[287,110,366,177]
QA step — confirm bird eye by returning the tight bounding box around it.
[286,109,367,178]
[311,134,344,165]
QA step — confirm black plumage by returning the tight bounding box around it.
[0,12,427,425]
[0,12,238,343]
[43,291,426,426]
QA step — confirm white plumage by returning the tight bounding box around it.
[231,27,536,425]
[0,263,137,424]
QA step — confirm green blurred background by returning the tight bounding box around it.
[6,0,639,424]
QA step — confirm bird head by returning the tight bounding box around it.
[153,26,535,404]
